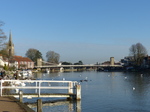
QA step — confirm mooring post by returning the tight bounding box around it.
[19,90,23,103]
[37,99,42,112]
[76,85,81,100]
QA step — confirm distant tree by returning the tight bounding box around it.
[35,50,43,59]
[25,48,43,65]
[46,51,60,64]
[0,48,8,57]
[129,43,147,66]
[62,62,72,65]
[74,61,83,65]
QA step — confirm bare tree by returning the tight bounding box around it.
[0,21,7,49]
[129,43,147,66]
[46,51,60,64]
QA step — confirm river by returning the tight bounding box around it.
[25,71,150,112]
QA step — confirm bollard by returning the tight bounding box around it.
[76,85,81,100]
[37,99,42,112]
[19,91,23,103]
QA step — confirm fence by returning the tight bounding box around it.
[0,80,81,100]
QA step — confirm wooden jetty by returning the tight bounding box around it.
[0,80,81,100]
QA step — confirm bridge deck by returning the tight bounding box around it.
[35,64,123,68]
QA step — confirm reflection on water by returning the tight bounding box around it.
[26,71,150,112]
[28,100,81,112]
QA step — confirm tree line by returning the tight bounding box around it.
[25,48,84,65]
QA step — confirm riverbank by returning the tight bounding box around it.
[0,96,34,112]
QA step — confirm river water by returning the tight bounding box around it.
[25,71,150,112]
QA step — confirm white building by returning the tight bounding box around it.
[0,55,9,67]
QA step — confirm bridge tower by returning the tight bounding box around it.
[110,57,114,66]
[37,58,42,66]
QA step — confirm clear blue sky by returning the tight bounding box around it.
[0,0,150,64]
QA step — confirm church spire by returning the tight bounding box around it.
[7,31,14,56]
[9,31,13,46]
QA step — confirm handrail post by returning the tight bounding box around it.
[35,81,37,93]
[38,82,41,97]
[0,80,2,96]
[68,82,73,94]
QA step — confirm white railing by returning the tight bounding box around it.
[0,80,78,97]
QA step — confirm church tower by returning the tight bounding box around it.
[7,31,14,56]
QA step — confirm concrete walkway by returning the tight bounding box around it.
[0,97,34,112]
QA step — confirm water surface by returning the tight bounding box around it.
[26,71,150,112]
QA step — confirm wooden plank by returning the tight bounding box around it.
[2,86,70,89]
[3,93,76,98]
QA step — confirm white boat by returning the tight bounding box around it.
[19,70,32,78]
[46,69,50,74]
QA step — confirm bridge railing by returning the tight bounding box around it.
[0,80,80,99]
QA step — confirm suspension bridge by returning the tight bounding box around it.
[34,58,123,72]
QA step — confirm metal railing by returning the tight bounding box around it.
[0,80,78,97]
